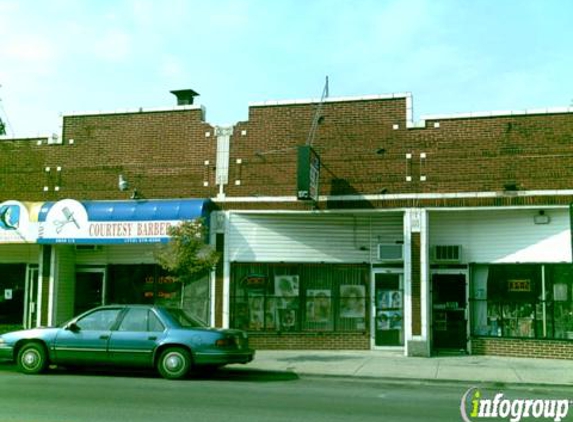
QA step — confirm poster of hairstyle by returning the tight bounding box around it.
[340,285,365,318]
[275,275,300,297]
[376,311,391,330]
[390,291,402,309]
[306,289,332,323]
[264,298,277,330]
[279,309,296,331]
[248,294,265,330]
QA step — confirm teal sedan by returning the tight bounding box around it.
[0,305,254,380]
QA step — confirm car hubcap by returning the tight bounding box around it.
[23,351,39,369]
[165,354,183,373]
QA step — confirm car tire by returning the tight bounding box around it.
[17,342,49,375]
[157,347,192,380]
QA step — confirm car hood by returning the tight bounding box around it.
[1,327,60,342]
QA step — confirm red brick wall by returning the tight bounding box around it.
[472,338,573,360]
[249,332,370,350]
[2,96,573,207]
[225,102,573,202]
[0,109,217,201]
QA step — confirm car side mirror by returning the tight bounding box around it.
[67,322,81,333]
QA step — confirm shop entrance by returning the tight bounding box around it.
[372,269,404,348]
[431,272,468,353]
[75,269,105,315]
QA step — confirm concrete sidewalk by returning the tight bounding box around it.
[239,350,573,387]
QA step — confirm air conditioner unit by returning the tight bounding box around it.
[377,243,404,261]
[432,245,462,263]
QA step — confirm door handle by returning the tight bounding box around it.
[148,336,157,341]
[99,335,110,340]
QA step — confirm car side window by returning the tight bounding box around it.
[76,309,121,331]
[118,308,148,332]
[117,309,165,332]
[148,311,165,332]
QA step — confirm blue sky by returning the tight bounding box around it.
[1,0,572,136]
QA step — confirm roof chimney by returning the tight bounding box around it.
[170,89,200,106]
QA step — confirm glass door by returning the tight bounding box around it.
[431,272,468,352]
[372,270,404,347]
[75,269,106,315]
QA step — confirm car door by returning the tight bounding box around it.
[53,308,123,365]
[108,308,166,367]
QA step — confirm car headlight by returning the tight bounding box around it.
[0,337,5,345]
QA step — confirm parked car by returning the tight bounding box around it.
[0,304,254,380]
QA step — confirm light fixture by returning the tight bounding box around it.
[534,210,550,225]
[118,174,129,191]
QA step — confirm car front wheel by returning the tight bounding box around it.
[157,347,192,380]
[17,342,48,375]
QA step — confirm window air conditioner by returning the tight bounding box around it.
[377,243,404,261]
[432,245,462,263]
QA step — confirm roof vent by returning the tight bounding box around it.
[170,89,200,106]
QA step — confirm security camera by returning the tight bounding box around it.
[118,175,129,191]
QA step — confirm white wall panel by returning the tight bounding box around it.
[74,244,157,265]
[228,213,403,263]
[0,245,40,263]
[429,209,571,263]
[53,245,76,324]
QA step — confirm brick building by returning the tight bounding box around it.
[1,90,573,360]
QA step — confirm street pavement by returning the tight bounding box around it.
[235,350,573,387]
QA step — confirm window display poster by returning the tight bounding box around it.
[248,294,264,330]
[376,310,402,330]
[377,290,402,309]
[554,283,568,301]
[264,298,277,330]
[275,275,300,297]
[306,289,331,323]
[340,285,365,318]
[279,309,296,331]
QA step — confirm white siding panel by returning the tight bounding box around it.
[228,213,403,263]
[74,244,157,265]
[54,245,76,324]
[429,209,571,263]
[0,245,40,263]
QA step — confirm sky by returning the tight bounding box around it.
[0,0,572,137]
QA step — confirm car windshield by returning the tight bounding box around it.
[164,308,205,328]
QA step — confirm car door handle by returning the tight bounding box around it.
[148,336,157,341]
[99,335,110,340]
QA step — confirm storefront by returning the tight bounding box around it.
[429,207,573,359]
[34,198,214,326]
[0,201,42,330]
[222,211,407,350]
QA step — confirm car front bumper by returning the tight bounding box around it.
[0,344,15,361]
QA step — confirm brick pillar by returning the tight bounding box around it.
[411,232,421,336]
[214,233,224,328]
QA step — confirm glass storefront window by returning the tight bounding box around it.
[230,263,369,333]
[105,264,210,324]
[470,264,573,340]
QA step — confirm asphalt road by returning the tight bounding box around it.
[1,363,572,422]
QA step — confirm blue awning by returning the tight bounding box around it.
[38,199,212,222]
[37,199,213,244]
